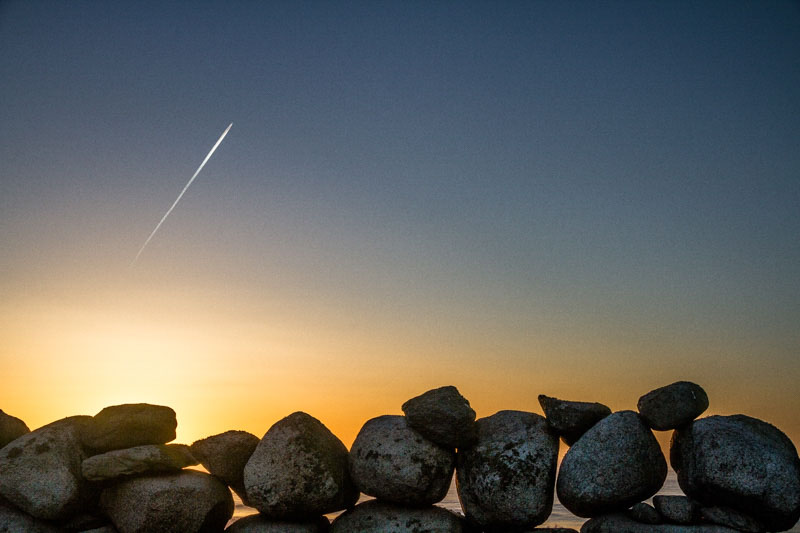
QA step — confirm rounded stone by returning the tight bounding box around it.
[537,395,611,446]
[191,430,259,504]
[349,415,455,506]
[456,410,559,531]
[653,495,698,524]
[81,443,198,481]
[557,410,667,518]
[401,385,477,448]
[226,513,330,532]
[637,381,708,431]
[581,512,742,532]
[81,404,177,453]
[330,500,464,533]
[243,412,358,519]
[0,409,31,449]
[627,502,660,524]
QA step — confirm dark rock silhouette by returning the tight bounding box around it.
[581,512,741,532]
[81,443,197,481]
[700,505,766,533]
[330,499,465,532]
[81,404,177,453]
[653,495,699,524]
[638,381,708,431]
[402,385,477,448]
[224,513,329,532]
[191,430,259,505]
[0,498,64,532]
[628,502,660,524]
[537,395,611,446]
[0,409,30,449]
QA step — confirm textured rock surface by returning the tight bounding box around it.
[700,506,766,533]
[225,513,330,532]
[349,415,454,506]
[580,512,740,532]
[191,430,258,503]
[627,502,660,524]
[457,410,559,530]
[537,395,611,446]
[81,404,177,453]
[557,410,666,517]
[100,470,233,533]
[401,385,477,448]
[81,443,197,481]
[0,409,30,449]
[0,498,66,533]
[244,412,358,518]
[671,414,800,531]
[653,495,698,524]
[0,416,91,520]
[330,500,464,533]
[637,381,708,431]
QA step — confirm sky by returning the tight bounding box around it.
[1,1,799,451]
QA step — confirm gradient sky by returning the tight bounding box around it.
[1,1,798,450]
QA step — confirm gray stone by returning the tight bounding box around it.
[537,395,611,446]
[580,512,740,532]
[191,430,259,504]
[81,444,197,481]
[557,411,667,517]
[457,410,559,531]
[0,416,92,520]
[670,414,800,531]
[401,386,477,448]
[225,514,329,532]
[349,415,454,506]
[0,498,65,533]
[653,495,698,524]
[330,500,464,533]
[100,470,233,533]
[700,506,766,533]
[81,404,176,453]
[243,412,358,519]
[637,381,708,431]
[0,409,30,449]
[627,502,660,524]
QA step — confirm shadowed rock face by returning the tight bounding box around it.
[0,409,31,449]
[557,410,666,518]
[330,500,464,533]
[80,404,177,453]
[537,395,611,446]
[671,414,800,531]
[581,512,742,533]
[81,443,197,481]
[190,430,259,504]
[653,495,699,524]
[0,498,66,533]
[637,381,708,431]
[225,513,330,533]
[401,386,477,449]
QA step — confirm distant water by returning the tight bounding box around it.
[229,470,800,531]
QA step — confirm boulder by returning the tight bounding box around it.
[537,395,611,446]
[225,513,330,532]
[0,416,92,520]
[581,512,741,532]
[349,415,454,506]
[401,386,477,448]
[637,382,708,431]
[557,410,666,517]
[527,529,579,532]
[243,412,358,518]
[670,414,800,531]
[0,498,65,533]
[81,444,197,481]
[457,410,559,531]
[81,404,176,453]
[627,502,660,524]
[191,430,258,503]
[330,500,464,533]
[0,409,30,449]
[653,495,698,524]
[100,470,233,533]
[700,506,766,533]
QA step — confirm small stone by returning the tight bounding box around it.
[81,404,177,453]
[537,395,611,446]
[81,443,197,481]
[581,512,741,532]
[401,386,477,448]
[190,430,258,504]
[349,415,454,506]
[627,502,660,524]
[637,381,708,431]
[0,409,30,449]
[225,513,330,532]
[700,506,766,533]
[330,500,464,533]
[653,495,698,524]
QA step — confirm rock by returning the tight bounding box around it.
[401,386,477,448]
[58,510,110,531]
[349,415,454,506]
[0,498,65,533]
[537,395,611,446]
[100,470,233,533]
[670,414,800,531]
[225,514,330,532]
[81,404,177,453]
[700,506,766,533]
[81,527,119,533]
[0,409,30,449]
[581,512,741,532]
[191,430,258,504]
[653,495,698,524]
[330,500,464,533]
[0,416,92,520]
[81,443,197,481]
[627,502,660,524]
[243,412,358,518]
[527,529,579,532]
[557,410,666,517]
[637,382,708,431]
[457,410,559,531]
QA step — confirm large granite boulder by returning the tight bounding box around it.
[537,395,611,446]
[637,381,708,431]
[225,514,330,532]
[581,512,741,532]
[100,470,233,533]
[456,410,559,531]
[0,416,92,520]
[557,410,666,517]
[652,495,698,524]
[191,430,258,503]
[243,412,358,518]
[330,500,465,533]
[81,443,197,481]
[670,414,800,531]
[349,415,455,506]
[0,498,65,533]
[401,386,477,448]
[0,409,30,449]
[81,404,177,453]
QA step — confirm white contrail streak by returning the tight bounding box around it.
[132,123,233,265]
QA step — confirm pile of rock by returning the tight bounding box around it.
[1,380,798,533]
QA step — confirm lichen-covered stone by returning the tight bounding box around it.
[0,409,30,449]
[225,513,330,532]
[637,381,708,431]
[457,410,559,531]
[401,386,477,448]
[191,430,258,504]
[81,443,197,481]
[581,512,741,532]
[81,404,176,453]
[349,415,454,506]
[653,495,698,524]
[537,395,611,446]
[330,500,464,533]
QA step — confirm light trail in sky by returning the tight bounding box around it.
[132,123,233,265]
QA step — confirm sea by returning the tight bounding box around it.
[228,470,800,531]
